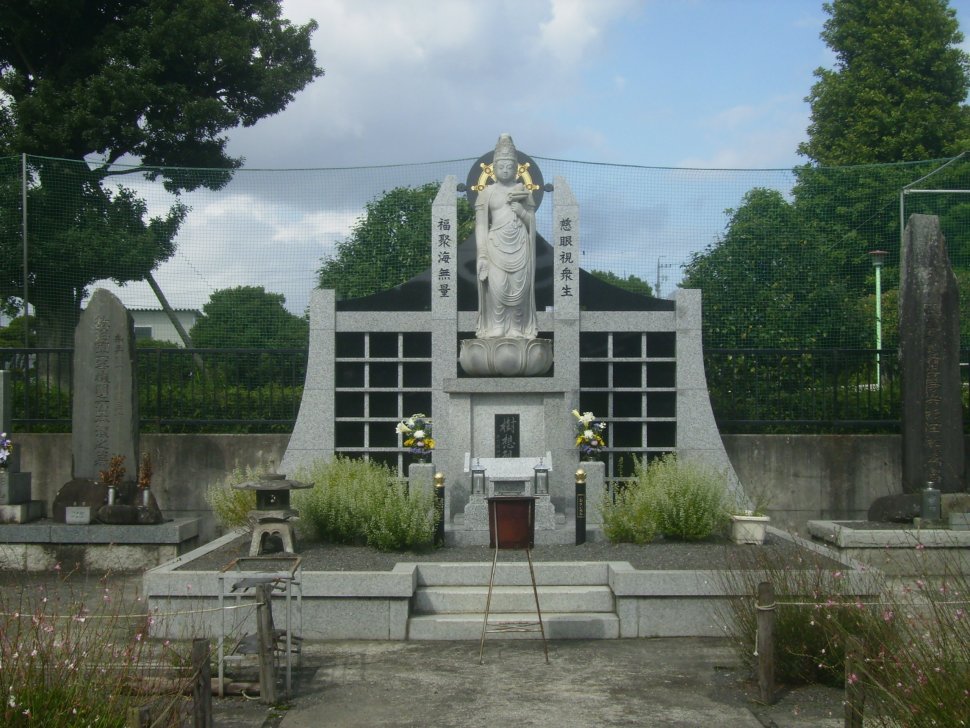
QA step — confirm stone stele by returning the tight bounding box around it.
[71,288,139,481]
[899,214,964,494]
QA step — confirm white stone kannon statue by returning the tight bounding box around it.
[475,133,538,339]
[459,134,553,376]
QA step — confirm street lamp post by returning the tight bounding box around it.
[868,250,888,384]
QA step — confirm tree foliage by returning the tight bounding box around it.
[682,188,867,348]
[686,0,970,349]
[0,1,321,345]
[799,0,970,165]
[589,270,654,297]
[190,286,307,349]
[318,183,474,299]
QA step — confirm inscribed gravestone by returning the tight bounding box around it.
[899,214,964,494]
[72,289,139,480]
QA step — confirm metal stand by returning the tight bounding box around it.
[217,555,303,699]
[479,497,549,665]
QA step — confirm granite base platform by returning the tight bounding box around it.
[0,517,200,572]
[144,526,878,642]
[807,519,970,576]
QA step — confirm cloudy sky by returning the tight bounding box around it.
[100,0,970,316]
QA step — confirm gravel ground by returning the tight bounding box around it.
[180,532,839,572]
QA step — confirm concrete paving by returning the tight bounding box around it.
[0,572,849,727]
[272,639,846,728]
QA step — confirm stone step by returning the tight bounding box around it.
[407,612,620,640]
[413,561,610,587]
[413,585,614,615]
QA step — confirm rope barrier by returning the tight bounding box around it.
[772,598,970,608]
[0,601,257,620]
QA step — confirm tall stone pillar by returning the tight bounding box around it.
[431,177,459,516]
[899,214,964,493]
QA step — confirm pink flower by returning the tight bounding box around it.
[848,673,859,685]
[882,609,894,623]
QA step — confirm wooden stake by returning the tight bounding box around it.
[255,583,277,705]
[126,705,150,728]
[192,638,213,728]
[756,581,776,705]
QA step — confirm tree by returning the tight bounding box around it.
[0,315,36,348]
[0,1,321,346]
[681,188,867,349]
[318,183,475,299]
[190,286,308,349]
[589,270,654,297]
[688,1,970,350]
[799,0,970,165]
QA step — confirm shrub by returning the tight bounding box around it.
[834,566,970,725]
[717,547,891,687]
[600,480,658,544]
[0,570,192,727]
[643,455,729,540]
[601,454,729,543]
[294,457,435,552]
[204,464,262,529]
[718,540,970,725]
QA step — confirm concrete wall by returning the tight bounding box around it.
[15,432,968,542]
[722,434,904,534]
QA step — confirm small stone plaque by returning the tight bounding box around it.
[65,506,91,525]
[494,414,520,458]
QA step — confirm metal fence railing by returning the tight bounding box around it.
[705,348,904,433]
[0,347,308,433]
[0,347,965,434]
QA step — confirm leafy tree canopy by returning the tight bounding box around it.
[318,183,474,300]
[589,270,654,297]
[0,0,321,185]
[0,314,36,347]
[687,0,970,349]
[682,188,867,348]
[190,286,308,349]
[0,1,321,346]
[799,0,970,165]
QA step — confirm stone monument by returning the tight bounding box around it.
[0,370,43,523]
[870,214,967,522]
[899,214,964,494]
[281,135,746,544]
[52,289,162,524]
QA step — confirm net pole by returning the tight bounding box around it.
[21,152,28,346]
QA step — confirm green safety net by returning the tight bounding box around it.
[2,153,969,351]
